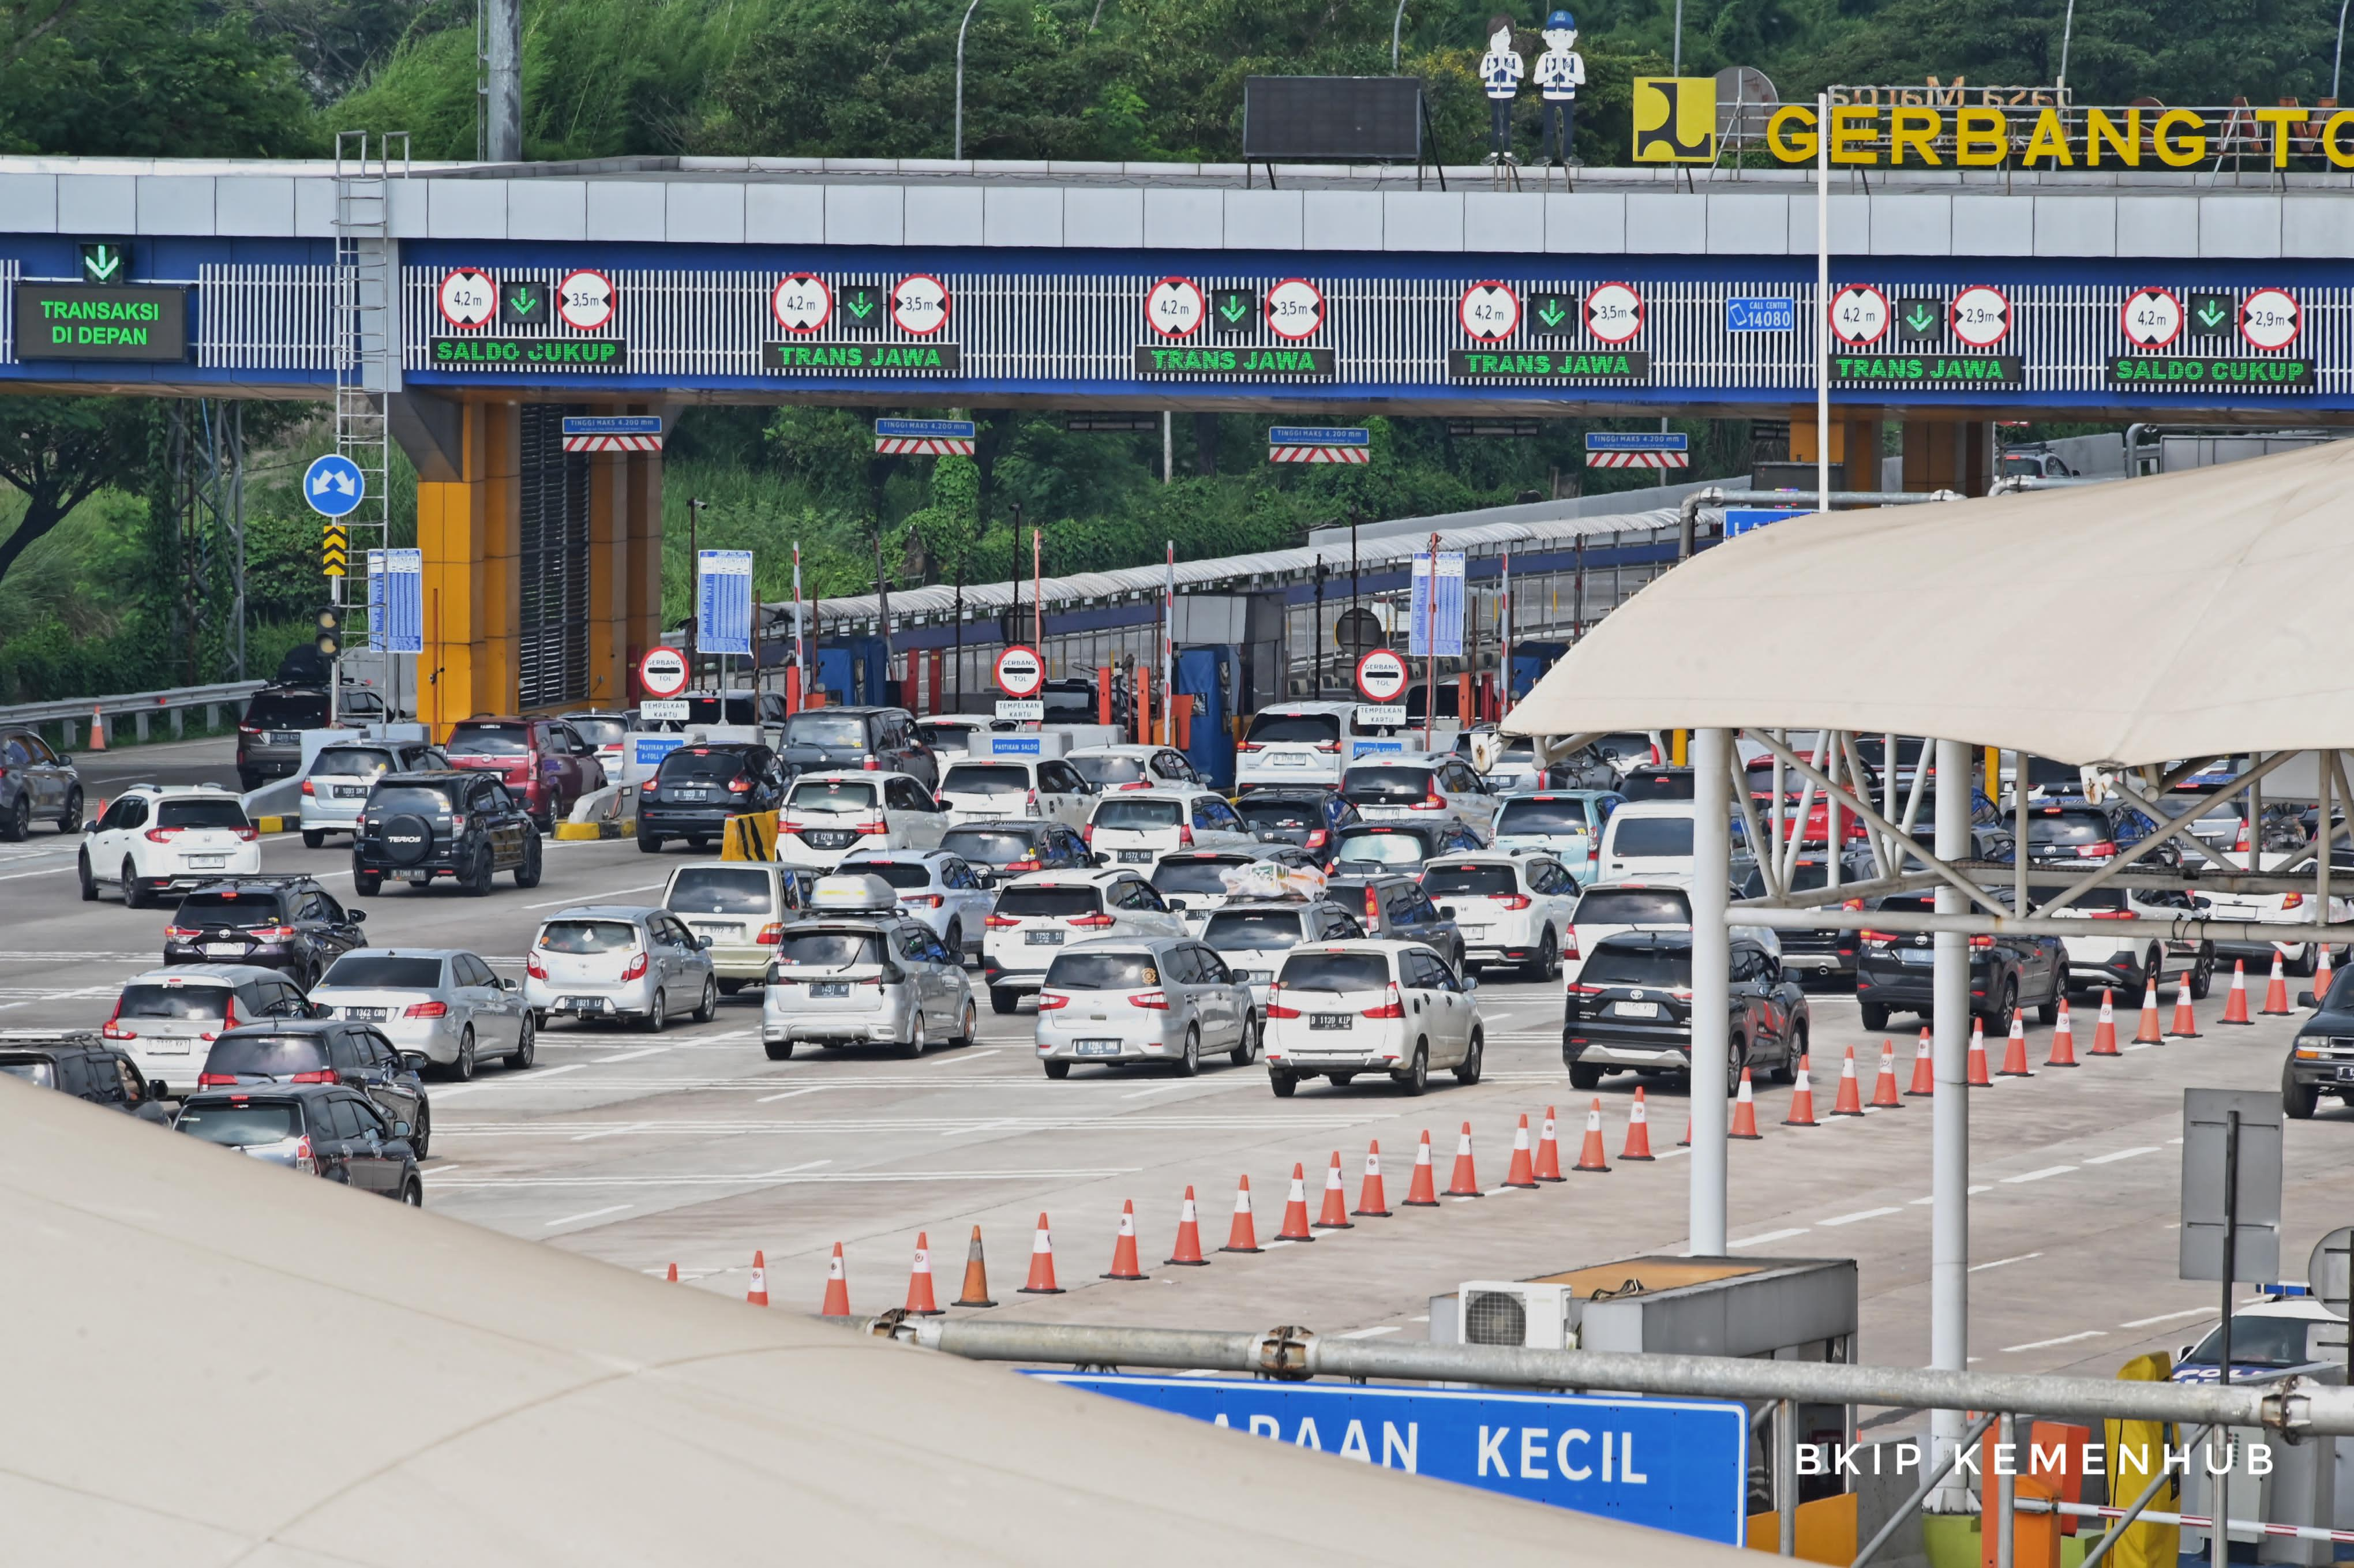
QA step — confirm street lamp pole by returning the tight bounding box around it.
[1392,0,1408,70]
[2057,0,2078,89]
[2337,0,2351,100]
[954,0,983,160]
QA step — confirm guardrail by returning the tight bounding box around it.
[0,681,263,748]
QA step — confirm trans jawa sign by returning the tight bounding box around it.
[1760,98,2354,168]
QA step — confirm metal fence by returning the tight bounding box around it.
[0,681,262,748]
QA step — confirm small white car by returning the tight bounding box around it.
[1033,936,1261,1078]
[2037,882,2214,996]
[935,756,1092,828]
[839,847,995,958]
[1564,879,1782,984]
[1491,790,1624,881]
[1340,756,1498,839]
[310,948,534,1078]
[980,868,1186,1012]
[2194,849,2353,978]
[914,715,1003,755]
[1419,851,1581,980]
[78,785,260,907]
[1067,743,1203,793]
[523,905,717,1031]
[1594,799,1755,884]
[101,963,312,1097]
[298,739,448,846]
[1086,787,1256,869]
[1263,939,1483,1097]
[773,771,947,869]
[1200,899,1367,1006]
[760,876,976,1060]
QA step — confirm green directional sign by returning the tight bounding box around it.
[2106,355,2315,391]
[1212,288,1257,335]
[1447,350,1651,384]
[498,277,545,327]
[837,283,883,332]
[1529,291,1578,336]
[2188,293,2236,335]
[77,241,129,286]
[1832,354,2023,388]
[1896,299,1943,342]
[1134,344,1333,378]
[16,284,188,361]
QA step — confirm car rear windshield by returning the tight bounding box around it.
[1246,712,1340,745]
[310,748,395,777]
[1236,797,1324,831]
[1152,859,1248,896]
[176,1101,302,1145]
[2031,884,2129,912]
[848,861,932,890]
[321,955,445,988]
[668,867,777,913]
[789,779,877,811]
[996,886,1102,918]
[538,920,639,954]
[1092,798,1183,830]
[1204,910,1309,951]
[1611,817,1695,858]
[941,764,1030,797]
[158,798,251,831]
[1421,864,1517,896]
[1576,888,1691,925]
[1042,952,1159,990]
[1594,733,1654,764]
[368,783,456,816]
[785,714,866,748]
[1278,952,1390,991]
[659,749,755,782]
[1743,861,1842,897]
[446,722,532,756]
[686,694,762,725]
[174,891,290,927]
[2029,810,2110,846]
[1070,755,1147,786]
[1581,945,1692,986]
[1334,831,1429,866]
[245,689,329,729]
[1620,771,1696,802]
[1342,767,1435,802]
[1498,797,1590,832]
[117,982,231,1019]
[206,1033,328,1075]
[0,1058,55,1087]
[567,716,627,746]
[940,828,1042,864]
[775,931,883,967]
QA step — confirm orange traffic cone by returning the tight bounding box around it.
[2261,955,2293,1016]
[1870,1041,1903,1108]
[1966,1018,1992,1086]
[2312,948,2334,1009]
[819,1242,850,1316]
[905,1232,944,1315]
[2167,975,2201,1039]
[1997,1010,2034,1078]
[1352,1142,1390,1217]
[2090,988,2121,1055]
[1165,1186,1210,1265]
[665,1262,679,1282]
[1276,1163,1318,1241]
[1906,1027,1935,1096]
[1620,1086,1657,1160]
[747,1249,770,1307]
[1831,1045,1867,1116]
[1402,1130,1441,1206]
[1534,1106,1566,1181]
[2133,980,2164,1043]
[1102,1201,1148,1280]
[1018,1213,1064,1293]
[1222,1177,1264,1252]
[1314,1151,1355,1228]
[1504,1115,1539,1188]
[2046,999,2079,1067]
[1572,1098,1611,1171]
[1782,1055,1819,1126]
[1729,1069,1764,1139]
[953,1224,998,1303]
[2218,961,2252,1025]
[1677,1112,1692,1147]
[87,706,105,752]
[1445,1122,1482,1197]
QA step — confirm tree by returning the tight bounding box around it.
[0,0,312,156]
[0,398,156,597]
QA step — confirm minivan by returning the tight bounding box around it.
[1235,702,1403,791]
[1594,800,1754,884]
[662,861,807,994]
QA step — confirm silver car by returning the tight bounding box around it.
[838,847,995,959]
[311,948,535,1079]
[523,906,717,1032]
[760,881,976,1060]
[101,964,313,1098]
[298,740,448,846]
[1198,899,1367,1008]
[1033,936,1261,1079]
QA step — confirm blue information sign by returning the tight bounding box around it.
[1268,426,1370,446]
[875,417,977,440]
[560,415,664,436]
[1726,297,1796,331]
[1584,431,1690,452]
[1034,1374,1749,1546]
[1724,507,1804,538]
[302,453,365,519]
[1407,550,1465,659]
[696,549,754,657]
[632,734,687,768]
[374,547,423,654]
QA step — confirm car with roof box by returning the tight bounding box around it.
[1563,931,1808,1095]
[980,868,1186,1013]
[759,875,976,1060]
[173,1082,422,1202]
[636,742,789,853]
[99,964,315,1098]
[660,860,809,993]
[1262,940,1483,1097]
[298,737,450,847]
[80,784,260,906]
[194,1018,432,1156]
[162,876,368,986]
[1200,898,1367,1007]
[0,1033,173,1122]
[838,848,994,960]
[351,769,541,896]
[0,725,81,839]
[524,906,717,1032]
[1419,851,1580,980]
[310,948,533,1080]
[773,770,949,868]
[777,706,938,790]
[1033,935,1260,1079]
[939,820,1094,877]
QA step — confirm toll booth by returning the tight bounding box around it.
[1172,645,1237,787]
[813,637,890,708]
[1510,640,1572,701]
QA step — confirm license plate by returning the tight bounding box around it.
[1247,969,1274,983]
[673,789,707,801]
[1464,925,1491,939]
[1898,948,1933,966]
[1614,1000,1661,1018]
[1026,930,1064,946]
[1310,1014,1353,1030]
[560,996,609,1012]
[1075,1040,1123,1056]
[811,982,849,999]
[271,732,298,745]
[335,785,368,799]
[804,831,854,849]
[1116,850,1152,864]
[1270,754,1309,767]
[188,856,227,869]
[692,923,739,937]
[203,942,246,956]
[345,1007,387,1022]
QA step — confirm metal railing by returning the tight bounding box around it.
[0,681,262,746]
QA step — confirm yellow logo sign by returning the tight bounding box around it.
[1633,77,1719,163]
[321,524,348,578]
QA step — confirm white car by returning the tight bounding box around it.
[1419,851,1581,980]
[839,847,996,958]
[1033,936,1261,1078]
[1200,899,1367,1006]
[310,948,534,1078]
[1066,743,1202,792]
[100,963,312,1097]
[2194,849,2353,977]
[1263,939,1483,1097]
[1594,799,1755,884]
[773,771,947,869]
[298,738,448,846]
[1235,702,1358,790]
[523,906,717,1031]
[980,868,1186,1012]
[1564,879,1781,984]
[2036,882,2214,997]
[1086,787,1256,869]
[914,715,1002,755]
[78,785,260,907]
[1491,790,1624,881]
[934,756,1092,828]
[1340,756,1498,839]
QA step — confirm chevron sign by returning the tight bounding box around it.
[561,415,664,453]
[875,417,976,456]
[320,524,348,578]
[1586,430,1688,468]
[1586,449,1688,468]
[1268,426,1370,464]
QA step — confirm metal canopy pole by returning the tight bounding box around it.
[1690,726,1733,1255]
[1929,736,1972,1507]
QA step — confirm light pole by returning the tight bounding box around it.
[1671,0,1683,74]
[954,0,983,160]
[2057,0,2077,89]
[1392,0,1407,70]
[2337,0,2351,100]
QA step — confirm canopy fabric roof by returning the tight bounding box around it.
[1503,440,2354,767]
[0,1079,1744,1566]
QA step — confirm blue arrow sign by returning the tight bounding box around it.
[302,453,365,519]
[561,415,664,436]
[875,418,977,440]
[1585,432,1689,452]
[1269,426,1370,445]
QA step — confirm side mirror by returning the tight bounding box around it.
[1438,905,1460,920]
[393,1120,413,1140]
[2193,895,2214,911]
[2299,991,2318,1008]
[698,935,715,950]
[348,909,367,923]
[1461,974,1479,992]
[1090,852,1109,867]
[1165,896,1190,910]
[498,976,516,991]
[398,1051,429,1073]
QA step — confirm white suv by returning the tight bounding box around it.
[78,785,260,907]
[934,756,1092,828]
[1340,756,1497,840]
[1419,851,1581,980]
[1264,939,1483,1097]
[980,868,1185,1013]
[774,771,947,869]
[1086,787,1256,869]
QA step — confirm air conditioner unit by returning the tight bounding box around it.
[1457,1281,1578,1351]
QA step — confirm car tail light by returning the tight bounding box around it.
[251,925,297,941]
[450,814,468,831]
[293,1134,317,1175]
[854,820,887,835]
[1860,929,1896,944]
[1410,790,1446,811]
[1495,894,1532,910]
[1037,992,1071,1010]
[1362,982,1405,1019]
[300,779,316,796]
[1563,929,1580,958]
[287,1069,336,1084]
[145,827,183,843]
[231,826,258,842]
[1363,886,1380,923]
[1969,935,1995,949]
[1566,982,1606,995]
[2090,909,2139,920]
[1238,742,1261,753]
[1025,788,1040,817]
[1306,828,1328,848]
[1265,984,1300,1019]
[1669,987,1695,1000]
[1315,741,1340,753]
[102,998,135,1040]
[863,757,880,770]
[238,725,260,737]
[728,777,752,793]
[354,812,368,827]
[1004,858,1040,872]
[527,955,548,979]
[197,1072,239,1087]
[404,1001,449,1018]
[984,913,1021,928]
[2077,841,2117,858]
[904,894,944,908]
[1081,824,1095,845]
[756,923,785,944]
[1069,911,1116,928]
[165,925,198,940]
[642,781,658,794]
[2284,892,2306,910]
[1842,898,1864,911]
[1178,824,1195,847]
[1128,991,1169,1010]
[621,951,649,981]
[2234,821,2251,852]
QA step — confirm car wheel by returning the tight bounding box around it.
[1229,1015,1260,1067]
[1726,1040,1748,1099]
[1043,1059,1071,1080]
[77,850,97,903]
[693,976,717,1023]
[764,1038,795,1061]
[1175,1025,1201,1077]
[1858,1001,1890,1031]
[515,834,543,889]
[401,1179,423,1207]
[1524,928,1558,983]
[687,836,711,852]
[637,831,664,854]
[354,869,383,897]
[1776,1025,1806,1085]
[2291,946,2318,978]
[301,830,326,849]
[1985,979,2016,1030]
[508,1014,536,1070]
[2285,1063,2319,1120]
[1569,1061,1602,1091]
[643,989,668,1034]
[989,986,1018,1015]
[899,1014,926,1060]
[56,789,81,835]
[122,858,149,909]
[2191,952,2214,1001]
[410,1105,432,1160]
[942,921,964,962]
[2,793,28,841]
[1270,1070,1299,1097]
[952,1000,977,1046]
[1395,1042,1430,1096]
[456,849,486,898]
[449,1029,476,1082]
[1453,1030,1484,1085]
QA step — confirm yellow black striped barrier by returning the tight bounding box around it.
[721,811,779,861]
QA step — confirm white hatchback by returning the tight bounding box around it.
[774,771,947,869]
[1419,851,1581,980]
[980,869,1186,1012]
[1086,787,1256,869]
[1263,939,1483,1097]
[839,847,996,959]
[79,785,261,907]
[934,756,1092,828]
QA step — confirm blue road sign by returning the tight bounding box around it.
[1033,1374,1750,1546]
[875,418,977,440]
[1268,426,1370,445]
[560,415,664,436]
[696,549,754,657]
[1726,297,1796,331]
[377,547,423,654]
[632,734,687,768]
[1408,549,1465,659]
[1584,431,1690,452]
[302,453,365,518]
[1725,507,1804,538]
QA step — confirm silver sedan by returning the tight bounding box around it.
[310,948,536,1080]
[1033,936,1260,1079]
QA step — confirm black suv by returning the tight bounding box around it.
[1618,766,1697,802]
[2023,799,2173,868]
[196,1019,433,1156]
[638,743,788,853]
[0,1033,173,1121]
[1564,931,1809,1094]
[163,877,369,988]
[353,770,541,896]
[1853,890,2066,1031]
[235,682,393,791]
[939,820,1094,876]
[777,706,938,790]
[1234,787,1360,854]
[174,1083,423,1201]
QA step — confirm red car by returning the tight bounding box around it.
[1744,755,1868,846]
[440,717,606,831]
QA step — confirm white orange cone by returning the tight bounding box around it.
[1729,1070,1763,1139]
[1572,1098,1610,1172]
[1276,1163,1318,1241]
[747,1249,769,1307]
[1966,1018,1993,1086]
[1445,1122,1482,1196]
[2261,955,2293,1016]
[1101,1201,1148,1280]
[1997,1009,2034,1078]
[1165,1187,1210,1265]
[1353,1143,1391,1217]
[2046,998,2079,1067]
[1018,1213,1064,1293]
[953,1224,998,1304]
[2090,988,2121,1055]
[1534,1107,1566,1181]
[2167,974,2201,1039]
[1906,1027,1936,1096]
[1870,1040,1903,1108]
[1781,1055,1818,1126]
[2218,961,2252,1025]
[904,1232,944,1314]
[1830,1045,1866,1116]
[1222,1176,1264,1252]
[819,1243,850,1315]
[1315,1150,1355,1228]
[1619,1086,1656,1160]
[2133,980,2164,1043]
[1504,1114,1539,1188]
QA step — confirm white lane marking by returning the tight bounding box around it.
[2002,1165,2076,1184]
[2167,1136,2184,1144]
[1658,1147,1690,1160]
[955,1049,1001,1061]
[1971,1252,2042,1273]
[1907,1186,1993,1203]
[2003,1330,2106,1353]
[1339,1326,1403,1339]
[544,1203,632,1228]
[2120,1307,2214,1328]
[1121,1083,1191,1100]
[1819,1206,1903,1228]
[434,1164,1155,1191]
[1265,1239,1298,1248]
[1450,1195,1480,1204]
[425,1164,463,1176]
[942,1118,1010,1138]
[593,1046,670,1064]
[2124,1042,2156,1051]
[756,1087,826,1104]
[430,1061,584,1097]
[527,882,666,910]
[2084,1146,2160,1165]
[570,1121,644,1143]
[1729,1228,1811,1248]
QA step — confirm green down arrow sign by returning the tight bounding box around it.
[78,242,126,285]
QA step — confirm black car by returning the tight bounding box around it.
[0,1034,173,1122]
[174,1083,423,1201]
[195,1019,433,1156]
[163,877,368,988]
[1739,855,1864,981]
[235,681,394,791]
[1563,931,1809,1094]
[777,706,938,790]
[1329,820,1483,875]
[2023,799,2176,869]
[1853,890,2066,1031]
[1325,873,1465,970]
[2284,969,2354,1118]
[1618,766,1697,803]
[938,820,1094,876]
[1234,787,1360,855]
[637,743,789,853]
[353,770,542,896]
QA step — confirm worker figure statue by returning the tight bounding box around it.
[1479,14,1524,164]
[1535,9,1585,166]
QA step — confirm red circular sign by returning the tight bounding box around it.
[1265,278,1326,340]
[772,273,832,333]
[1145,277,1206,339]
[1355,647,1411,703]
[556,269,617,331]
[994,644,1045,698]
[437,268,496,330]
[637,646,689,699]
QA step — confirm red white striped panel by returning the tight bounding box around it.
[874,437,976,455]
[1585,450,1688,468]
[1268,446,1371,464]
[561,434,665,452]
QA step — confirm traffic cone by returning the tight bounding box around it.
[2167,975,2201,1039]
[1352,1142,1391,1217]
[1831,1046,1867,1116]
[1781,1055,1819,1126]
[747,1249,769,1307]
[2133,980,2164,1043]
[1222,1177,1264,1252]
[1101,1201,1148,1280]
[1870,1041,1903,1108]
[1534,1106,1567,1180]
[904,1232,944,1315]
[1165,1187,1210,1266]
[2046,999,2079,1067]
[1276,1163,1318,1241]
[87,706,104,752]
[2090,988,2121,1056]
[2218,961,2253,1025]
[819,1243,850,1316]
[1402,1130,1441,1207]
[953,1224,999,1304]
[1573,1098,1611,1171]
[1504,1115,1539,1188]
[1966,1018,1992,1086]
[1997,1010,2034,1078]
[1729,1070,1764,1139]
[1445,1122,1482,1196]
[1907,1028,1936,1097]
[1315,1151,1354,1229]
[1018,1213,1064,1293]
[2312,948,2334,1009]
[2261,955,2293,1016]
[1620,1086,1657,1160]
[1677,1112,1692,1147]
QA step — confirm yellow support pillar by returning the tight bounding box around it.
[622,441,666,700]
[417,400,522,738]
[1902,418,1996,497]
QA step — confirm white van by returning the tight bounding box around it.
[1235,702,1408,791]
[1594,800,1755,884]
[935,756,1091,828]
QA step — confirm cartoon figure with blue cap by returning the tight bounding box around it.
[1535,9,1585,166]
[1479,13,1524,164]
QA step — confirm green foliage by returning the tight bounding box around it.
[0,0,314,156]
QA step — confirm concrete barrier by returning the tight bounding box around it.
[554,782,635,841]
[720,811,779,861]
